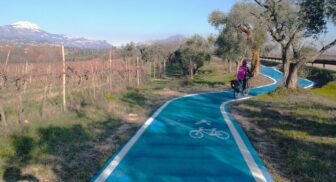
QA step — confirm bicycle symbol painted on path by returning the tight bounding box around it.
[189,127,230,140]
[189,120,230,140]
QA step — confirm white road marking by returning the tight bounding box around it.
[93,100,172,182]
[189,127,230,140]
[303,79,314,89]
[221,99,267,182]
[93,93,198,182]
[217,67,279,182]
[219,80,277,182]
[195,120,211,125]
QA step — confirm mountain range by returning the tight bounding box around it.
[0,21,112,49]
[142,35,186,46]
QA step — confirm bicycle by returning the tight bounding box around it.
[231,73,252,99]
[189,127,230,140]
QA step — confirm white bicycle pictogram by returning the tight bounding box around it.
[189,127,230,140]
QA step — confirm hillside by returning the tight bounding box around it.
[0,22,111,49]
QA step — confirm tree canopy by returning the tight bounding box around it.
[209,2,268,75]
[300,0,336,36]
[170,35,211,76]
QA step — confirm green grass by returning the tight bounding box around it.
[312,81,336,99]
[192,60,235,87]
[0,114,124,181]
[121,89,147,106]
[231,82,336,182]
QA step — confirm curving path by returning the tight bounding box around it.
[91,65,314,182]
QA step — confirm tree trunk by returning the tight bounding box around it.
[136,57,140,87]
[281,46,290,84]
[153,62,156,79]
[285,38,336,89]
[235,61,239,73]
[228,59,232,73]
[163,60,166,75]
[251,49,260,76]
[127,59,130,85]
[285,62,303,89]
[189,60,193,78]
[149,62,152,78]
[18,93,24,125]
[158,62,162,78]
[141,59,144,83]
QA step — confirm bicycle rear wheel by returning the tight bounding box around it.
[234,91,240,99]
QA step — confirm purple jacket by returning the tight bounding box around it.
[237,65,248,81]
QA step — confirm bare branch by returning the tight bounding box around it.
[298,38,336,64]
[320,39,336,52]
[254,0,269,8]
[286,27,301,49]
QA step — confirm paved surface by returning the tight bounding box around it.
[91,66,313,182]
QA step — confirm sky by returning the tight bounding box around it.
[0,0,237,46]
[0,0,335,47]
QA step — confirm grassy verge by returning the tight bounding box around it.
[0,59,248,181]
[231,82,336,182]
[192,60,235,87]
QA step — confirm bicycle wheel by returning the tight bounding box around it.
[189,130,203,139]
[243,89,249,96]
[216,131,230,140]
[234,91,240,99]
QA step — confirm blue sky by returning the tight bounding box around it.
[0,0,236,45]
[0,0,335,47]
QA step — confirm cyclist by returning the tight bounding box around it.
[236,59,252,96]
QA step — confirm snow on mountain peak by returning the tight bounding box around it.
[11,21,41,31]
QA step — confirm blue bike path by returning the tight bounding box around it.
[91,66,314,182]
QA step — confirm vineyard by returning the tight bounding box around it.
[0,45,166,132]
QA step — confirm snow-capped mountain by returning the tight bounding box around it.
[0,21,111,49]
[11,21,41,32]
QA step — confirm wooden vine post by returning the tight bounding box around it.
[62,45,67,112]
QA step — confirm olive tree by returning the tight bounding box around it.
[209,11,247,72]
[170,35,211,77]
[209,3,267,76]
[253,0,336,88]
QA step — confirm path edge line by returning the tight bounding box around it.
[219,72,277,182]
[91,93,198,182]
